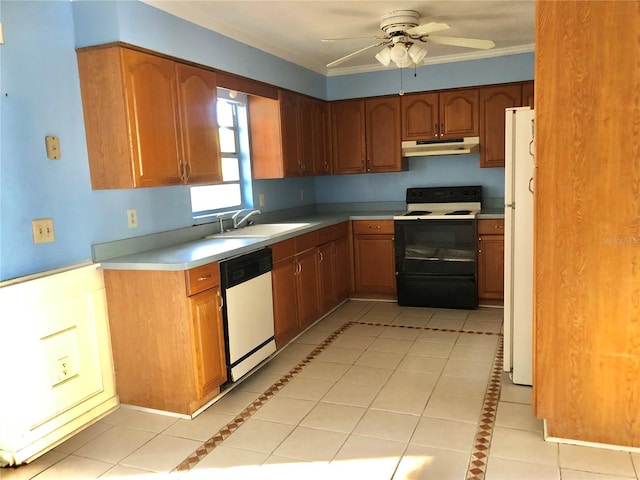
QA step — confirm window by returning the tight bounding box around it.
[190,90,252,218]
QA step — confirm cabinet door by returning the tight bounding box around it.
[365,97,403,173]
[331,100,366,174]
[354,234,396,295]
[175,63,223,184]
[189,288,227,399]
[521,81,534,108]
[122,49,182,187]
[312,99,331,175]
[401,92,439,140]
[477,234,505,300]
[295,249,321,328]
[479,84,522,168]
[272,258,299,347]
[439,89,479,139]
[318,243,337,313]
[334,236,351,301]
[280,90,301,177]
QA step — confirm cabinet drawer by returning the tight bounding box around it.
[318,222,348,244]
[185,263,220,296]
[295,231,319,253]
[477,219,505,235]
[353,220,394,235]
[271,238,296,262]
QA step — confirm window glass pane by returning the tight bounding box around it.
[190,184,241,212]
[219,127,236,153]
[221,157,240,181]
[217,101,234,127]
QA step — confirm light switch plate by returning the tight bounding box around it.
[45,136,61,160]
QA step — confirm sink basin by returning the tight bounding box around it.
[205,223,311,239]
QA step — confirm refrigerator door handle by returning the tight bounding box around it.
[528,177,534,193]
[505,203,515,208]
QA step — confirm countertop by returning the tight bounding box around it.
[98,211,398,271]
[97,208,504,272]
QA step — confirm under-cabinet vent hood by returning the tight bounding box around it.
[402,137,480,157]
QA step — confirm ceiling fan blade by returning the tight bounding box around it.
[405,22,450,37]
[322,35,388,42]
[423,35,495,50]
[326,41,390,68]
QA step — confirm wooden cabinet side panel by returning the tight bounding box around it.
[534,1,640,447]
[334,235,352,301]
[77,47,134,189]
[248,95,284,179]
[103,270,196,413]
[280,90,301,177]
[479,84,521,168]
[175,63,223,184]
[521,81,535,108]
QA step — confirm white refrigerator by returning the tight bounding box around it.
[504,107,535,386]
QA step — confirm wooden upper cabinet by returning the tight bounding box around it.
[401,92,439,140]
[439,89,479,139]
[76,45,222,189]
[279,89,302,177]
[175,63,223,184]
[365,97,405,173]
[521,81,535,108]
[300,96,331,175]
[401,89,478,140]
[331,100,366,174]
[479,84,522,168]
[250,89,328,178]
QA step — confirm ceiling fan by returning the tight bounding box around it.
[324,10,496,69]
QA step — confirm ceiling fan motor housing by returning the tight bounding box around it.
[380,10,420,35]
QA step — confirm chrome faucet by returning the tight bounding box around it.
[232,209,261,229]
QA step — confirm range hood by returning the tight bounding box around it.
[402,137,480,157]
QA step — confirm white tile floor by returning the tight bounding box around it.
[3,300,640,479]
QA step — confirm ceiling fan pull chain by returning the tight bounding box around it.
[399,67,405,96]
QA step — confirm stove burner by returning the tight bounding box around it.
[445,210,472,215]
[405,211,432,216]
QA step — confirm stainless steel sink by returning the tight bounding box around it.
[205,223,311,239]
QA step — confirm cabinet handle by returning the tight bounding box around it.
[440,123,444,137]
[294,261,301,275]
[319,251,324,262]
[217,290,224,311]
[324,162,330,172]
[197,274,212,281]
[185,162,191,181]
[368,225,381,229]
[179,161,186,180]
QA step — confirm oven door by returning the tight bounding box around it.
[394,219,478,309]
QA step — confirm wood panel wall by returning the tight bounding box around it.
[534,1,640,446]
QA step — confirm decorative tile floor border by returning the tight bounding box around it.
[173,318,504,475]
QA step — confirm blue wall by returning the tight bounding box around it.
[0,0,532,281]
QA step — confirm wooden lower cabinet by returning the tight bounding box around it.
[271,223,350,348]
[353,220,396,298]
[477,219,505,302]
[103,263,226,415]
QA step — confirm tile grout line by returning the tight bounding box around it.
[466,334,504,480]
[172,317,503,473]
[172,320,355,473]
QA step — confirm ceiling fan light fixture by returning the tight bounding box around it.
[408,43,427,64]
[375,47,392,67]
[390,42,409,64]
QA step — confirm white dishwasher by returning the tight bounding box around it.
[219,248,276,384]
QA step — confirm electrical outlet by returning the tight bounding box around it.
[127,209,138,228]
[57,356,74,382]
[32,218,55,243]
[259,193,265,207]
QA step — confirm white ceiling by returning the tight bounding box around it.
[142,1,535,76]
